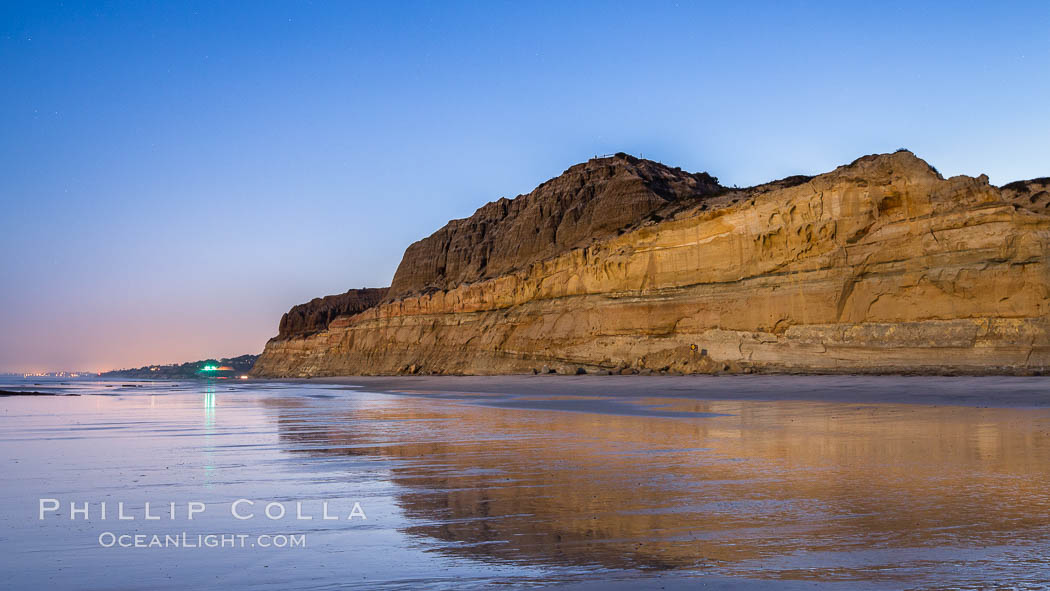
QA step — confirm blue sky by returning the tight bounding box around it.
[1,1,1048,371]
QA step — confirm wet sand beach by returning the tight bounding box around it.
[311,374,1050,409]
[1,376,1048,589]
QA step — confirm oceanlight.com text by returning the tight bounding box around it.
[97,532,307,549]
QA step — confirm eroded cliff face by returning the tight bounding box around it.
[252,151,1050,377]
[276,288,388,340]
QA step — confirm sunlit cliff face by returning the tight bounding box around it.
[265,393,1050,579]
[254,153,1050,379]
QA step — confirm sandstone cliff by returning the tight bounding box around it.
[252,151,1050,376]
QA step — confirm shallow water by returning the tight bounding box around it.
[1,377,1049,589]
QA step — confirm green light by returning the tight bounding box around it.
[202,365,218,371]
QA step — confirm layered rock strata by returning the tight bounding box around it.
[252,151,1050,376]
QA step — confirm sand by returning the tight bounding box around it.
[303,374,1050,409]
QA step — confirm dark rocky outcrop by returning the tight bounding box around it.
[277,288,389,340]
[1001,177,1050,213]
[387,153,722,298]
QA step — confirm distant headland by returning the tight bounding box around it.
[102,354,258,379]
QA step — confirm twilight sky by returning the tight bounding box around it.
[1,1,1048,372]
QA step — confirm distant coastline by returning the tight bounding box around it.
[101,354,258,379]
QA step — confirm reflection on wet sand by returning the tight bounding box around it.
[267,393,1050,584]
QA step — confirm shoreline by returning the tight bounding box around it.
[0,389,77,397]
[278,373,1050,409]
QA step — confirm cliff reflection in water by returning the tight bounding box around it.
[267,392,1050,581]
